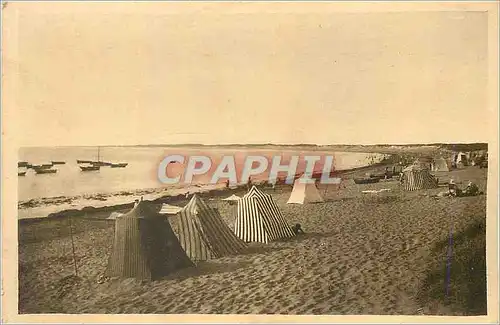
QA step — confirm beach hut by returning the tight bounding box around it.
[432,157,450,172]
[401,165,438,191]
[174,194,247,261]
[105,201,194,280]
[287,179,324,204]
[454,152,470,166]
[235,186,295,244]
[159,203,183,215]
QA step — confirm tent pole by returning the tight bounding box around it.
[68,216,78,277]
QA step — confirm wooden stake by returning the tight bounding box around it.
[68,216,78,277]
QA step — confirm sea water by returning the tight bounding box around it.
[18,146,385,219]
[19,146,385,201]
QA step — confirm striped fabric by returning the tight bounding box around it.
[175,194,247,261]
[235,186,295,243]
[402,168,438,191]
[105,201,194,280]
[159,203,183,215]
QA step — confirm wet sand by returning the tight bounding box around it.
[18,166,488,315]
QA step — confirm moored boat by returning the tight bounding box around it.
[91,161,112,167]
[18,171,27,176]
[110,162,128,168]
[35,168,57,174]
[80,165,100,171]
[31,163,54,170]
[353,177,380,184]
[79,147,112,167]
[18,161,29,168]
[51,161,66,165]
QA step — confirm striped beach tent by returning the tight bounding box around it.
[173,194,247,261]
[401,165,438,191]
[105,201,194,280]
[235,186,295,243]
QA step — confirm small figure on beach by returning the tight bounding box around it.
[463,181,482,196]
[134,199,139,207]
[448,179,461,197]
[291,223,305,235]
[445,180,482,198]
[247,177,252,191]
[384,167,392,180]
[225,179,230,188]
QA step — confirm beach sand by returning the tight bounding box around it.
[18,166,488,315]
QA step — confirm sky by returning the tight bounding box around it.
[2,2,495,147]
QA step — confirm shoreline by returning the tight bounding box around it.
[19,141,486,221]
[18,160,395,222]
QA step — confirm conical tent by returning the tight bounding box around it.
[174,194,247,261]
[401,165,438,191]
[105,201,194,280]
[432,157,450,172]
[235,186,295,243]
[287,179,324,204]
[222,194,241,201]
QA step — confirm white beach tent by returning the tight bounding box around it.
[222,194,241,202]
[235,186,295,244]
[107,212,123,220]
[287,179,324,204]
[432,157,450,172]
[159,203,183,215]
[456,152,470,165]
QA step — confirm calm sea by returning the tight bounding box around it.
[18,146,384,201]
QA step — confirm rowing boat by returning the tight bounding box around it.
[353,177,380,184]
[80,165,100,171]
[35,168,57,174]
[110,163,128,168]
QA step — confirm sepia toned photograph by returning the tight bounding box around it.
[2,1,499,323]
[17,144,489,315]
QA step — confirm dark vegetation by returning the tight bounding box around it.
[417,218,487,315]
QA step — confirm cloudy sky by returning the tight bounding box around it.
[3,2,495,146]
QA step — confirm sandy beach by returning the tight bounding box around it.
[7,3,495,321]
[18,164,487,315]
